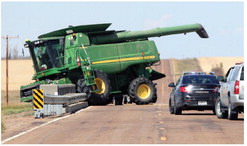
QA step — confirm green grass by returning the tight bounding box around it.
[1,104,33,115]
[1,122,6,133]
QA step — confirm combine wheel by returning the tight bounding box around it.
[77,70,111,105]
[128,77,157,105]
[77,78,91,98]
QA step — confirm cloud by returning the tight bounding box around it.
[144,14,172,29]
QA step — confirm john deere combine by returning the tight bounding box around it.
[20,23,208,105]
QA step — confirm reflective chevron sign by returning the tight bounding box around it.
[32,89,44,109]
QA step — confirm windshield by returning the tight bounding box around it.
[32,39,64,72]
[182,75,219,84]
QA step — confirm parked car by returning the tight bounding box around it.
[168,72,220,115]
[215,62,244,120]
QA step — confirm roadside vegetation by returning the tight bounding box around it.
[1,104,33,115]
[1,91,33,133]
[1,122,6,133]
[172,58,202,80]
[1,90,33,115]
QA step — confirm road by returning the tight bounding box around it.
[152,59,175,104]
[3,60,244,144]
[4,104,244,144]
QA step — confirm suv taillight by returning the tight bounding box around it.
[234,81,240,94]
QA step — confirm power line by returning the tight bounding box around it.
[1,35,19,106]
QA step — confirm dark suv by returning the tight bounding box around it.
[168,72,220,115]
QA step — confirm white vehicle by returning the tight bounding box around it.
[215,62,244,120]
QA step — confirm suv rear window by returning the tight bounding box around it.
[182,75,219,84]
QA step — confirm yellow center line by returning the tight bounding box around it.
[160,136,167,141]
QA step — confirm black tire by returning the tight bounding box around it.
[151,83,157,103]
[169,99,174,114]
[128,77,157,105]
[174,100,182,115]
[115,95,123,105]
[174,105,182,115]
[123,96,128,104]
[228,101,238,120]
[76,78,91,98]
[77,70,111,105]
[215,97,228,119]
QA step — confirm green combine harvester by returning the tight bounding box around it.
[20,23,208,105]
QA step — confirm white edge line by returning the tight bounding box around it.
[2,106,92,144]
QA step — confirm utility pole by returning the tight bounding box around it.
[1,35,19,106]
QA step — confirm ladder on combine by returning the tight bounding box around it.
[80,46,96,87]
[81,65,96,86]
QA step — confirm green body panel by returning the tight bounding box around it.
[81,40,159,74]
[38,23,111,39]
[20,96,33,102]
[91,23,208,44]
[20,23,208,102]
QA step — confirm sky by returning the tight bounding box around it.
[1,1,244,59]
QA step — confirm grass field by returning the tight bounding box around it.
[171,57,244,81]
[1,60,34,92]
[197,57,244,74]
[172,58,202,80]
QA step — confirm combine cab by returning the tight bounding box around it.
[20,23,208,105]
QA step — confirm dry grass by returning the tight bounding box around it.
[1,103,33,115]
[171,58,202,81]
[197,57,244,75]
[171,57,244,81]
[1,59,34,92]
[1,59,34,105]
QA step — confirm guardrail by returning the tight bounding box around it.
[33,84,89,118]
[44,93,87,104]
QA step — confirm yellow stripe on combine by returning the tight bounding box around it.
[92,56,155,65]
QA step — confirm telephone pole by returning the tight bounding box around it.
[1,35,19,106]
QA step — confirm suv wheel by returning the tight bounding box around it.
[228,101,238,120]
[215,97,227,119]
